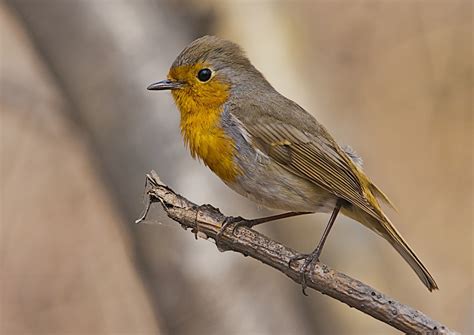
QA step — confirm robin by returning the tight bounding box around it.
[147,35,438,294]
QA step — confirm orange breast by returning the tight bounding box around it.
[179,107,240,182]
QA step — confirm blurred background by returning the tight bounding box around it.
[1,0,472,334]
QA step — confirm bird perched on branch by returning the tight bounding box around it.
[147,35,438,294]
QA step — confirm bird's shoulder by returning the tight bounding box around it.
[227,92,325,136]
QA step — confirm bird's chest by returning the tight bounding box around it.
[180,109,240,182]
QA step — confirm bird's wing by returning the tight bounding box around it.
[230,108,384,222]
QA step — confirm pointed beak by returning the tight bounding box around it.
[147,79,183,91]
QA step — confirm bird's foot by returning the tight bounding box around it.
[215,216,255,250]
[288,248,322,296]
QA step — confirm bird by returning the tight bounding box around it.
[147,35,438,294]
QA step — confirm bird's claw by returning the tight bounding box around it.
[288,251,321,296]
[231,219,255,235]
[215,216,254,249]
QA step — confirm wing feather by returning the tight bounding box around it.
[243,121,383,221]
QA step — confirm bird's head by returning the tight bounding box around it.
[147,35,268,111]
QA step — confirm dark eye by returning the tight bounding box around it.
[197,68,212,82]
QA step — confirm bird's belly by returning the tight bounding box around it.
[226,153,337,213]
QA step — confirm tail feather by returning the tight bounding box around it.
[379,218,438,291]
[341,165,437,290]
[342,206,438,291]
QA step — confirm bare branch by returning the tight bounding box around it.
[138,171,458,335]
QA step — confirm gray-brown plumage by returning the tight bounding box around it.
[149,35,438,292]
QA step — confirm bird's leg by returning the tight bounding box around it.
[215,211,312,249]
[289,201,342,296]
[234,211,313,233]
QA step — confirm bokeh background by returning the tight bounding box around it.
[1,0,472,334]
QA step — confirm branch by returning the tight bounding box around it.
[137,171,457,335]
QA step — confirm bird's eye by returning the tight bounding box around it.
[197,68,212,82]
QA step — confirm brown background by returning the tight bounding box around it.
[1,1,472,334]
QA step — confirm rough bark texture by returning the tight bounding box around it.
[139,171,458,335]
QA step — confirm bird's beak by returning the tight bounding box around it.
[147,79,183,91]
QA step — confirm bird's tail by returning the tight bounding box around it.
[378,216,438,291]
[342,206,438,291]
